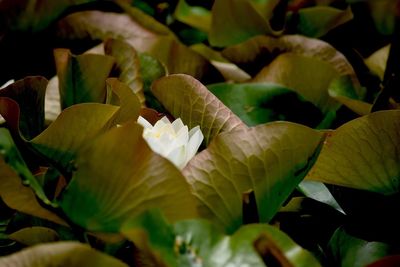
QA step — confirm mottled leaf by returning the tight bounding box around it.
[59,120,197,232]
[0,242,127,266]
[306,110,400,194]
[183,122,325,232]
[152,74,247,145]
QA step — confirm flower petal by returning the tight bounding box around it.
[137,116,153,129]
[186,127,204,163]
[167,145,187,169]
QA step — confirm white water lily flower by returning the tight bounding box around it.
[137,116,204,169]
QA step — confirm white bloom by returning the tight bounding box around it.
[137,116,204,169]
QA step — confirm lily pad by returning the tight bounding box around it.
[183,122,325,232]
[306,110,400,195]
[59,120,197,232]
[30,103,120,174]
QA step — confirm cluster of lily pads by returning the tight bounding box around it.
[0,0,400,266]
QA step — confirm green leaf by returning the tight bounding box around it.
[0,128,54,207]
[137,53,167,111]
[151,74,247,146]
[306,110,400,194]
[183,122,325,232]
[364,44,390,81]
[0,76,47,139]
[366,0,397,35]
[297,180,344,214]
[30,103,120,173]
[138,53,167,93]
[0,142,66,225]
[29,78,140,175]
[122,217,321,266]
[215,224,321,267]
[328,76,371,116]
[104,38,145,105]
[328,227,390,267]
[174,0,211,33]
[175,221,321,266]
[252,53,340,114]
[291,6,353,38]
[59,119,197,232]
[121,210,177,267]
[0,241,127,266]
[8,226,59,246]
[54,48,115,109]
[208,82,324,127]
[174,219,224,266]
[209,0,282,47]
